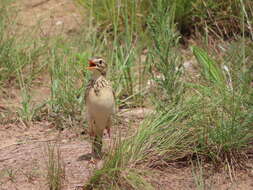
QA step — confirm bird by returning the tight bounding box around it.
[85,57,115,158]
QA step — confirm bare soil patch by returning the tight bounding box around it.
[0,122,92,190]
[13,0,83,36]
[149,163,253,190]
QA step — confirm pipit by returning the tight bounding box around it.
[85,57,115,158]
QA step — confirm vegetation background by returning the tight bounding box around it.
[0,0,252,189]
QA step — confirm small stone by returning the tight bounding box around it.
[56,21,63,25]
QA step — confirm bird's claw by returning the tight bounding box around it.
[89,131,95,137]
[105,127,111,138]
[88,157,97,165]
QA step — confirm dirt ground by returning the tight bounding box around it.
[13,0,83,36]
[0,108,152,190]
[0,0,253,190]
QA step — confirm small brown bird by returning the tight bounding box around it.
[85,57,115,158]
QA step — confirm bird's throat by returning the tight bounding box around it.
[91,70,102,80]
[91,69,106,80]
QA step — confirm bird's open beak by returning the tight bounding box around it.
[87,60,96,70]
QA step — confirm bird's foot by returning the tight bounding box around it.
[89,131,95,137]
[88,157,97,165]
[105,127,111,138]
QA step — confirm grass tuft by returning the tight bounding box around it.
[45,142,66,190]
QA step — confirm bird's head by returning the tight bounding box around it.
[87,57,107,77]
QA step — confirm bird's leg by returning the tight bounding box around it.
[92,135,103,159]
[105,118,111,138]
[89,120,95,137]
[105,127,111,138]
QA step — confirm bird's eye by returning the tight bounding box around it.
[99,60,103,65]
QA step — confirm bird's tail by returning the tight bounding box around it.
[92,135,103,158]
